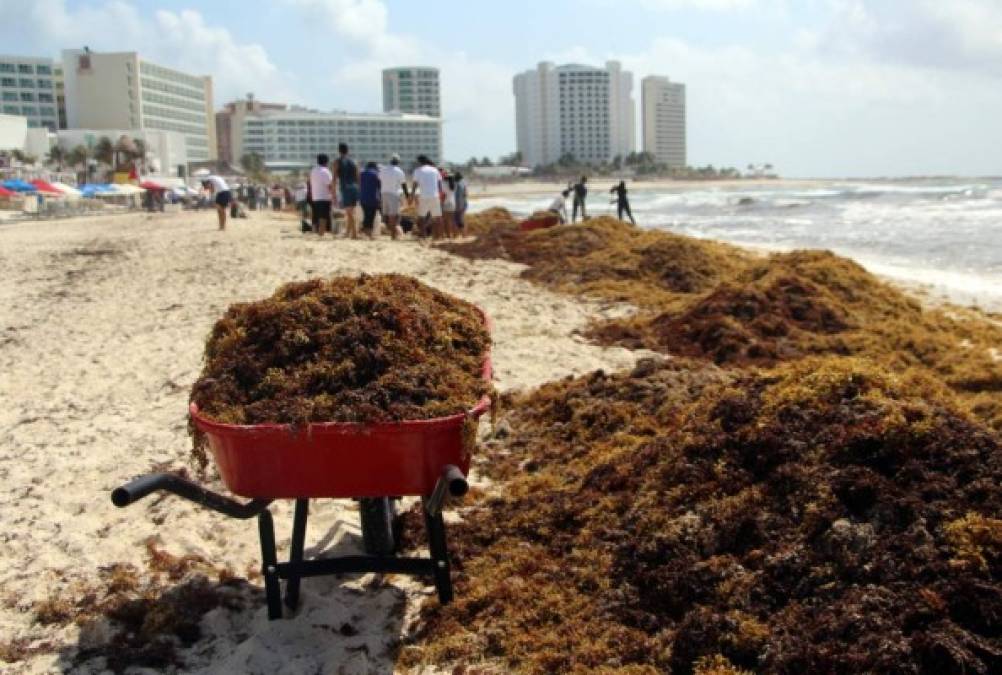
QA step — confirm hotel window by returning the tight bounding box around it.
[37,79,51,89]
[0,64,14,73]
[36,65,51,75]
[22,106,37,116]
[3,105,18,114]
[20,92,34,102]
[2,92,15,101]
[18,64,33,74]
[19,78,34,88]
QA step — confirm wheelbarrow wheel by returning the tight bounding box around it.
[360,497,397,555]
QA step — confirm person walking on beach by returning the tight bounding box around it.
[454,171,468,232]
[203,174,232,230]
[548,189,571,224]
[572,176,588,222]
[270,184,283,211]
[610,180,636,225]
[310,153,334,237]
[256,185,267,211]
[412,154,443,240]
[335,143,360,239]
[360,161,381,238]
[378,154,408,240]
[441,171,459,239]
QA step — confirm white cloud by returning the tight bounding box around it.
[0,0,297,104]
[821,0,1002,74]
[561,30,1002,176]
[281,0,515,161]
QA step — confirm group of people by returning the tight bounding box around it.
[547,176,635,225]
[234,183,291,212]
[306,144,469,241]
[200,150,638,235]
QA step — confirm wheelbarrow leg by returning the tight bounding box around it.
[284,498,309,611]
[258,509,283,620]
[422,499,454,604]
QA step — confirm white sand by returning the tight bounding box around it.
[0,209,643,673]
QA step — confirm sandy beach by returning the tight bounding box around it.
[0,209,644,673]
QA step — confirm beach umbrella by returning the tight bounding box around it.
[94,184,126,198]
[0,185,15,198]
[30,179,64,196]
[79,183,107,198]
[140,179,165,191]
[50,181,82,198]
[113,184,146,195]
[2,179,37,192]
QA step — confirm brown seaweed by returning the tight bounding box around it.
[21,539,256,673]
[443,221,1002,432]
[401,357,1002,674]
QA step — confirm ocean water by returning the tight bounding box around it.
[472,179,1002,310]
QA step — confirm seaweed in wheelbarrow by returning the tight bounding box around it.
[189,273,492,467]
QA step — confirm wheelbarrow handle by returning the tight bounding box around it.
[445,464,469,498]
[425,464,469,516]
[111,472,271,519]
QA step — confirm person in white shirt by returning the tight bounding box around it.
[548,189,571,224]
[309,153,334,236]
[411,155,443,240]
[441,171,458,239]
[202,174,231,230]
[378,154,409,240]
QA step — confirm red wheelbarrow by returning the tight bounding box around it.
[112,320,492,620]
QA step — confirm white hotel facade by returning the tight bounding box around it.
[514,61,635,168]
[642,75,686,169]
[61,49,216,162]
[223,99,442,171]
[0,55,60,132]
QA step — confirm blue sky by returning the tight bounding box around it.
[4,0,1002,177]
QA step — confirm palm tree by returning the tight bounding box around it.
[66,145,88,171]
[46,145,67,171]
[239,152,265,179]
[66,145,90,183]
[131,139,147,173]
[94,136,115,168]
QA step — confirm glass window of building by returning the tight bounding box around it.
[17,64,33,74]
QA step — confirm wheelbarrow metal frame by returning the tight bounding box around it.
[111,464,468,620]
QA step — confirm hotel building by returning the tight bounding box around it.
[0,55,60,132]
[222,99,442,171]
[513,61,635,168]
[61,49,216,162]
[641,75,686,168]
[382,67,441,118]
